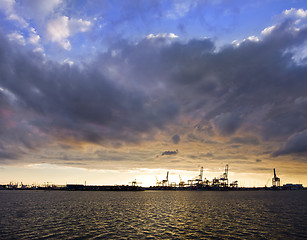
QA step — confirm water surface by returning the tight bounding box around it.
[0,190,306,239]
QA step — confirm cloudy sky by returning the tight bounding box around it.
[0,0,307,187]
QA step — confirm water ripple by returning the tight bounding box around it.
[0,191,306,239]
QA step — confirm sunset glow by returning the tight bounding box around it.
[0,0,306,187]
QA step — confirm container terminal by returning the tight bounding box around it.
[0,165,304,191]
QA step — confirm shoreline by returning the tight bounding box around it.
[0,185,305,191]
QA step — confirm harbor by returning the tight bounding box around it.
[1,166,304,191]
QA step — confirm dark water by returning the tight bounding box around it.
[0,191,306,239]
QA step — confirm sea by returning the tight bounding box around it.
[0,190,306,239]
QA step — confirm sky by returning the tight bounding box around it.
[0,0,307,187]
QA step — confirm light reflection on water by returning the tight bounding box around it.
[0,191,306,239]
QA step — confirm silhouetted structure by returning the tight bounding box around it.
[178,175,185,187]
[188,166,204,187]
[220,164,229,187]
[162,171,169,187]
[129,179,142,187]
[211,164,230,188]
[230,180,238,188]
[272,168,280,187]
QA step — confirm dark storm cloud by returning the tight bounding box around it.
[152,20,307,155]
[162,150,178,156]
[0,19,307,163]
[203,152,214,158]
[171,134,180,144]
[272,130,307,157]
[211,112,243,136]
[0,150,19,160]
[229,136,259,145]
[0,32,179,154]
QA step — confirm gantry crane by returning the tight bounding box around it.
[179,175,185,187]
[230,180,238,188]
[195,166,204,186]
[220,164,229,187]
[155,176,162,186]
[162,171,169,187]
[212,164,229,188]
[129,179,142,187]
[188,167,204,186]
[272,168,280,187]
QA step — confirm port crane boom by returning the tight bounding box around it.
[272,168,280,187]
[162,171,169,187]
